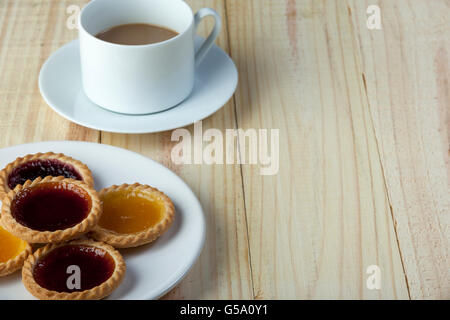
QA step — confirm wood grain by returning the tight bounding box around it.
[349,0,450,299]
[0,0,98,148]
[0,0,448,300]
[226,0,409,299]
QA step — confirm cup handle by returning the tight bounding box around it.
[194,8,222,67]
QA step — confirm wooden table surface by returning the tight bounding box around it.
[0,0,448,300]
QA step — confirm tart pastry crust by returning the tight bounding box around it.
[0,152,94,200]
[22,239,126,300]
[0,176,101,243]
[91,183,175,248]
[0,230,32,277]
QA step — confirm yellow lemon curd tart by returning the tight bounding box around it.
[91,183,175,248]
[0,225,32,277]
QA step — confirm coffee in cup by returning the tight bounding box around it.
[95,23,179,45]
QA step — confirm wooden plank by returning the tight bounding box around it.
[3,0,446,300]
[101,0,254,299]
[226,0,409,299]
[349,0,450,299]
[0,0,99,147]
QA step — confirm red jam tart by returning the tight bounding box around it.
[22,240,126,300]
[0,176,101,243]
[0,152,93,200]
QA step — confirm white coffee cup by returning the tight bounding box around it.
[79,0,221,114]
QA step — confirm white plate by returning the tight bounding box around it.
[0,141,205,300]
[39,38,238,134]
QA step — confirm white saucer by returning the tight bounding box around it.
[0,141,205,300]
[39,38,238,134]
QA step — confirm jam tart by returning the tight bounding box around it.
[22,239,126,300]
[0,152,94,200]
[90,183,175,248]
[0,226,32,277]
[0,176,101,243]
